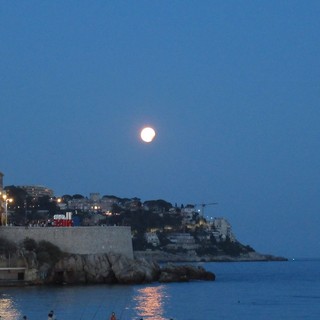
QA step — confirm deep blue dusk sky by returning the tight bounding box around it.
[1,1,319,258]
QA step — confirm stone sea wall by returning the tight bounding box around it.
[0,226,133,259]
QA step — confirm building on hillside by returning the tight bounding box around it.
[166,233,199,250]
[89,193,101,212]
[18,185,54,199]
[67,198,90,211]
[124,198,141,211]
[168,207,179,214]
[181,204,197,224]
[100,196,120,212]
[145,232,160,246]
[211,217,236,242]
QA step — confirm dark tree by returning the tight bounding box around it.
[22,237,38,251]
[143,199,173,212]
[4,186,27,225]
[72,194,84,199]
[0,236,17,257]
[62,194,72,202]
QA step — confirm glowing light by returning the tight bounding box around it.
[140,127,156,143]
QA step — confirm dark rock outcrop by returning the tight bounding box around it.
[108,252,161,284]
[159,263,215,283]
[51,253,117,284]
[48,253,214,285]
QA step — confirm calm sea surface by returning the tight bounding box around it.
[1,259,320,320]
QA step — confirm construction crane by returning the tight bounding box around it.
[195,202,218,217]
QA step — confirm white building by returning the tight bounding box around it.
[145,232,160,246]
[181,204,197,223]
[67,198,90,211]
[166,233,199,250]
[18,185,54,198]
[211,217,236,242]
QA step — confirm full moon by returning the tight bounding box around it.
[140,127,156,143]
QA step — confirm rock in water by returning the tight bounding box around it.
[159,264,215,283]
[49,253,214,285]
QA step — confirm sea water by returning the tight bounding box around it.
[1,259,320,320]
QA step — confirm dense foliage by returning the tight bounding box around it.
[36,240,63,265]
[21,238,63,266]
[0,236,18,257]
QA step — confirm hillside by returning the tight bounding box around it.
[3,191,286,261]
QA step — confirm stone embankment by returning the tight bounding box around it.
[25,252,215,285]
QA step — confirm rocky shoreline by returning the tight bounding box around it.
[134,250,288,263]
[0,249,287,287]
[0,252,215,287]
[51,252,215,285]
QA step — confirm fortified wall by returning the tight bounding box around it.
[0,226,133,259]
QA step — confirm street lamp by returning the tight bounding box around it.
[1,192,13,226]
